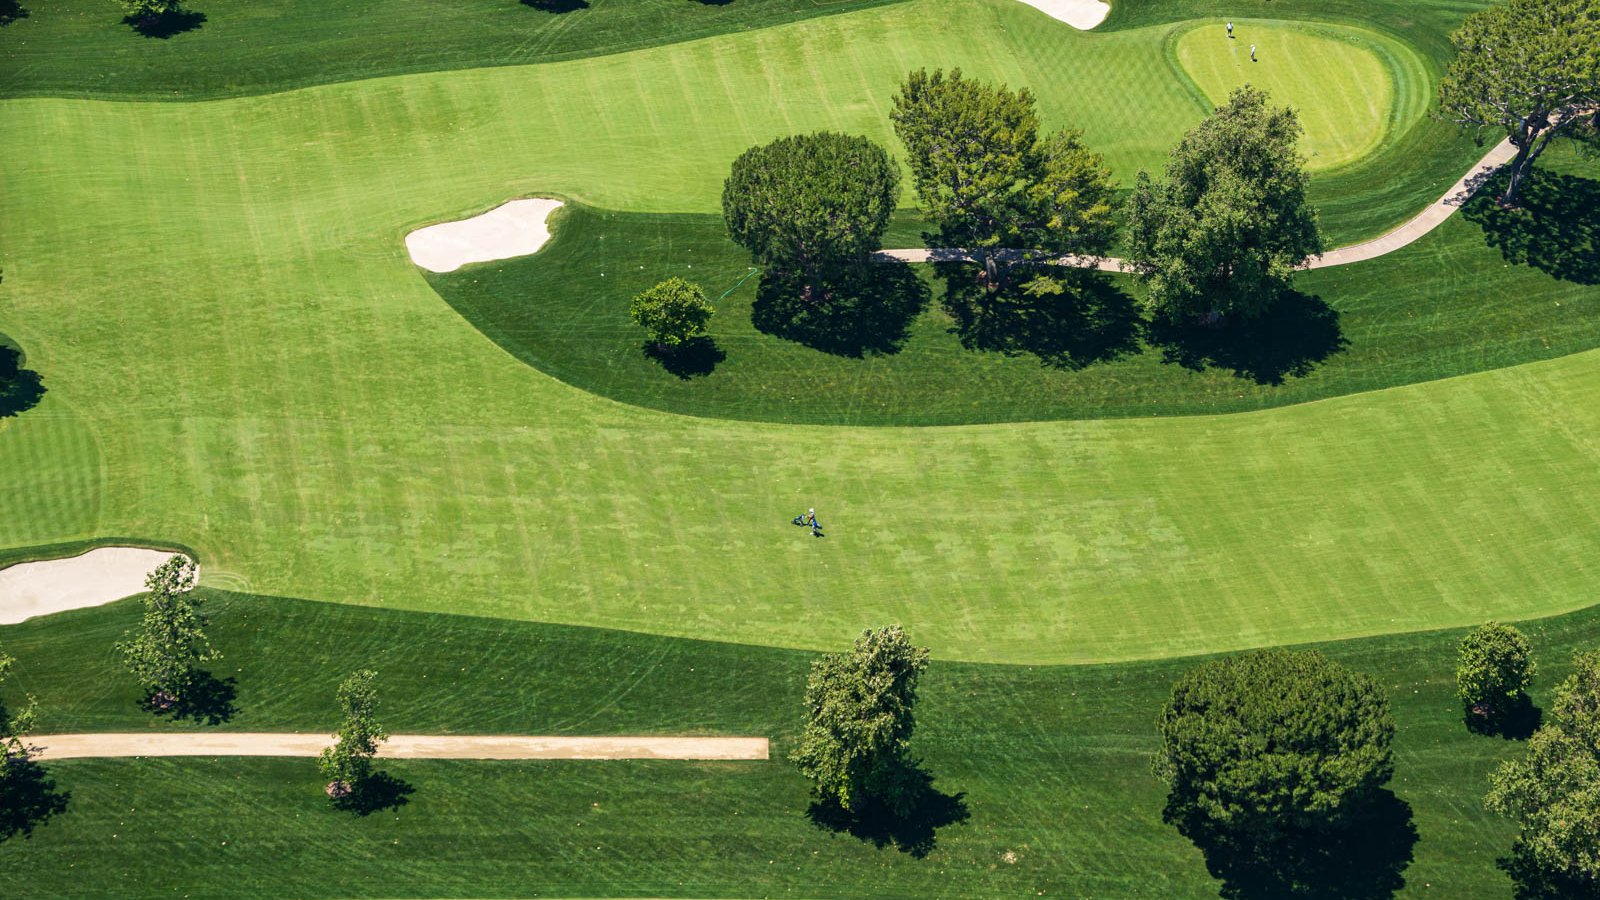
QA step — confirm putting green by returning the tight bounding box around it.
[1174,21,1403,169]
[1,0,1595,665]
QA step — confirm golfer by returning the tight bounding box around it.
[1250,44,1257,62]
[1227,21,1233,39]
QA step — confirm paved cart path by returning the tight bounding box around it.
[875,136,1518,271]
[27,733,769,761]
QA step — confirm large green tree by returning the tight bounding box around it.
[890,68,1116,292]
[1457,621,1538,718]
[1438,0,1600,205]
[116,555,219,708]
[629,277,713,353]
[1486,650,1600,895]
[792,625,930,815]
[722,132,899,301]
[1127,86,1324,321]
[1155,649,1395,844]
[319,669,387,801]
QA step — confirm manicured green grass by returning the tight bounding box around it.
[1174,21,1396,169]
[4,590,1597,896]
[0,0,911,101]
[429,154,1600,425]
[0,0,1594,665]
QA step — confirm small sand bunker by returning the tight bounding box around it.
[405,198,565,273]
[1014,0,1109,29]
[0,547,194,625]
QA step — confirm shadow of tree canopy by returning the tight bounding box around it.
[145,670,238,726]
[1463,169,1600,285]
[0,344,45,420]
[1145,290,1347,385]
[1498,843,1600,900]
[936,263,1141,369]
[333,771,414,816]
[805,762,969,858]
[1465,694,1543,741]
[643,336,725,379]
[521,0,589,12]
[0,0,27,26]
[125,7,206,38]
[751,261,929,358]
[0,758,70,843]
[1170,789,1418,900]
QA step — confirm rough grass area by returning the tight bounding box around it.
[429,155,1600,425]
[4,591,1597,896]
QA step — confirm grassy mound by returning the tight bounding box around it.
[428,157,1600,425]
[4,590,1596,895]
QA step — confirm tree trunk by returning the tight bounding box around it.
[1501,141,1534,206]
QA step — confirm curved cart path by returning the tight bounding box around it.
[27,733,768,761]
[875,136,1518,271]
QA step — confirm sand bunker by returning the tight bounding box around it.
[405,198,565,273]
[0,547,193,625]
[1014,0,1109,29]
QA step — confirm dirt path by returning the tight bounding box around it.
[875,136,1518,271]
[28,733,768,761]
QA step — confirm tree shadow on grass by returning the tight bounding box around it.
[643,336,725,379]
[0,344,45,420]
[806,764,969,858]
[1498,843,1600,900]
[1173,789,1418,900]
[1462,169,1600,285]
[1146,290,1347,385]
[1465,694,1543,741]
[125,8,206,38]
[0,758,70,843]
[0,0,28,26]
[144,670,238,726]
[521,0,589,12]
[334,771,414,816]
[937,264,1141,369]
[751,262,929,358]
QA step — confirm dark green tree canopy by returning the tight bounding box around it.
[1438,0,1600,204]
[722,131,899,297]
[116,555,220,705]
[1486,649,1600,892]
[1127,86,1324,321]
[890,68,1116,290]
[629,277,713,351]
[1155,649,1395,838]
[1457,621,1537,709]
[791,625,930,815]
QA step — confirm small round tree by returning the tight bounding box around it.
[792,626,930,816]
[1155,649,1395,844]
[117,555,218,710]
[722,132,899,302]
[119,0,183,30]
[629,278,713,355]
[319,669,386,802]
[1456,621,1537,722]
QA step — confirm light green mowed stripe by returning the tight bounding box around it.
[0,0,1593,663]
[1174,20,1398,168]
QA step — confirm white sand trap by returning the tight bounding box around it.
[1015,0,1109,29]
[0,547,193,625]
[405,198,565,273]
